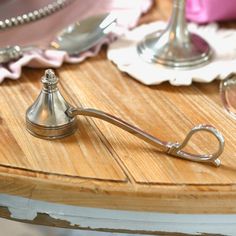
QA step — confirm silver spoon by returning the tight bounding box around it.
[51,13,116,55]
[0,13,116,63]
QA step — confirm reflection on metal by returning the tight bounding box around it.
[220,73,236,120]
[137,0,212,68]
[26,69,224,166]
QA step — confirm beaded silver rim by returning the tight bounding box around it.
[0,0,70,31]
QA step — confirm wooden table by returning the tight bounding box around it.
[1,1,236,235]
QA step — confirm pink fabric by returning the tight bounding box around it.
[186,0,236,23]
[0,0,153,83]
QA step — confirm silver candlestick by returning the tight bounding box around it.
[137,0,212,68]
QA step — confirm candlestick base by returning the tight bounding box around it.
[137,31,212,69]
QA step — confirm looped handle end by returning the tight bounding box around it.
[167,125,225,166]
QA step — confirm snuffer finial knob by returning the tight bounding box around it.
[44,69,56,82]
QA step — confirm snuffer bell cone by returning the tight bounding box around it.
[26,69,77,139]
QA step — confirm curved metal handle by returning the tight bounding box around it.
[67,107,224,166]
[167,125,224,167]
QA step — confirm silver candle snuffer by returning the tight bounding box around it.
[26,69,224,166]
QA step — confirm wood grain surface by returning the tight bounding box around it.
[1,0,236,214]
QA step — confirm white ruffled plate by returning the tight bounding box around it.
[107,21,236,86]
